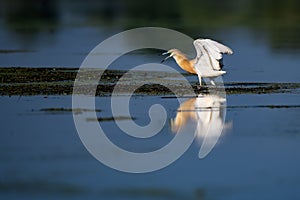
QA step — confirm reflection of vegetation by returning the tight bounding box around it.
[4,0,59,31]
[121,0,300,51]
[3,0,59,47]
[2,0,300,51]
[85,0,300,52]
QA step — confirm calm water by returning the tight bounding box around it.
[0,0,300,83]
[0,0,300,199]
[1,94,300,199]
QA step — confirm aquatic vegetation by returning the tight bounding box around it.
[0,68,299,96]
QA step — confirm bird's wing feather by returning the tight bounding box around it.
[193,39,233,71]
[193,40,215,73]
[204,39,233,55]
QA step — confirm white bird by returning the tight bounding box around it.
[162,38,233,86]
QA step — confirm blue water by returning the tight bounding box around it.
[1,0,300,199]
[0,94,300,199]
[1,27,300,83]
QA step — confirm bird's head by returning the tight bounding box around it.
[161,49,182,63]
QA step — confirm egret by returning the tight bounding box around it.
[162,39,233,86]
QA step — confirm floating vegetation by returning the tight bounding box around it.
[0,49,34,54]
[0,67,299,96]
[39,108,101,115]
[86,116,136,122]
[227,105,300,109]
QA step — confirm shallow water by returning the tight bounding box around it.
[0,93,300,199]
[1,0,300,199]
[0,0,300,83]
[1,27,300,84]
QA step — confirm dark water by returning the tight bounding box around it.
[1,0,300,199]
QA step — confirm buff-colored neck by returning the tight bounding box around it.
[173,54,196,74]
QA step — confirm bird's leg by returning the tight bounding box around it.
[198,75,202,86]
[210,79,216,86]
[197,75,202,89]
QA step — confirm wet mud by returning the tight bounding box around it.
[0,68,299,96]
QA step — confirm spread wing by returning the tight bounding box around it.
[193,39,233,71]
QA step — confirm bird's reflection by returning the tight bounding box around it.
[171,94,231,144]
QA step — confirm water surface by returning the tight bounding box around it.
[0,0,300,199]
